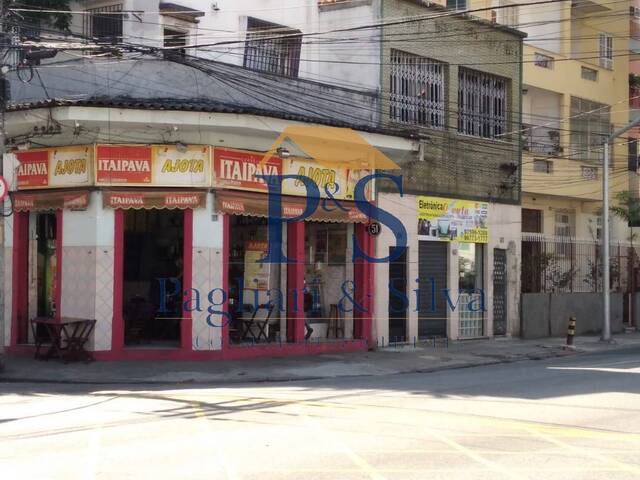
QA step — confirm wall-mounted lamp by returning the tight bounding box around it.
[176,141,188,153]
[276,147,290,159]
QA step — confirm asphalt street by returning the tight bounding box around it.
[1,347,640,480]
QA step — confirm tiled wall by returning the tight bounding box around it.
[191,247,224,351]
[3,246,12,347]
[93,247,114,351]
[60,246,114,351]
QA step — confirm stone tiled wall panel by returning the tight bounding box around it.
[94,247,114,352]
[61,247,97,319]
[3,247,12,347]
[191,247,223,351]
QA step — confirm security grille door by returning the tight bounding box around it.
[493,248,508,335]
[388,246,408,342]
[418,241,448,338]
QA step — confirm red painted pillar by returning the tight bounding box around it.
[112,209,125,352]
[221,213,230,349]
[181,209,193,351]
[287,221,305,343]
[11,211,29,346]
[354,224,374,345]
[54,210,63,322]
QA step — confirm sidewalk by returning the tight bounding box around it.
[1,332,639,385]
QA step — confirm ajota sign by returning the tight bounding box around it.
[16,146,92,189]
[212,147,372,201]
[96,144,210,186]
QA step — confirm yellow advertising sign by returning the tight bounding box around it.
[16,145,93,190]
[417,196,488,244]
[281,157,372,200]
[152,145,209,187]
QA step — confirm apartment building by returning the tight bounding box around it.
[438,0,632,241]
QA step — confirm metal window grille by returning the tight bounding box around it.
[570,96,610,162]
[599,33,613,70]
[581,66,598,81]
[163,28,187,59]
[458,68,507,139]
[83,4,123,44]
[243,18,302,77]
[554,212,574,257]
[390,50,445,128]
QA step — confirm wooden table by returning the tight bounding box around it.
[31,317,97,362]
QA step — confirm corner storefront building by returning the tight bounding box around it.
[2,144,375,360]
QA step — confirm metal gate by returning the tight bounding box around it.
[493,248,507,335]
[388,246,408,342]
[418,241,448,338]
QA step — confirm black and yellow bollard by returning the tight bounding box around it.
[566,316,576,346]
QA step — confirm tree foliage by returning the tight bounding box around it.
[610,190,640,228]
[9,0,72,32]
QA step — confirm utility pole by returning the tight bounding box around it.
[602,116,640,342]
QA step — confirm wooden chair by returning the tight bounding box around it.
[242,304,275,343]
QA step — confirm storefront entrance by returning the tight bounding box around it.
[35,212,58,319]
[122,209,184,347]
[228,215,283,344]
[304,222,351,340]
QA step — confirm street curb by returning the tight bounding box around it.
[0,344,605,387]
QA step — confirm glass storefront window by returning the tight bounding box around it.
[458,243,485,338]
[304,222,351,340]
[228,215,283,344]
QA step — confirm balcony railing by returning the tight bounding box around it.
[522,124,561,156]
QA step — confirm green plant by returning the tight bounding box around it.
[8,0,72,32]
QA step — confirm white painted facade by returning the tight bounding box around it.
[69,0,381,90]
[373,193,521,343]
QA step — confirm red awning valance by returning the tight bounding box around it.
[103,189,207,209]
[12,190,90,212]
[214,189,368,223]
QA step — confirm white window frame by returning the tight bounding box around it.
[447,0,468,11]
[581,66,598,81]
[390,50,445,128]
[496,0,519,28]
[599,33,613,70]
[554,211,574,257]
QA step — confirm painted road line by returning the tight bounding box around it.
[296,402,387,480]
[524,425,640,476]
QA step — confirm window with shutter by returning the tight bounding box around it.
[390,50,445,128]
[599,33,613,70]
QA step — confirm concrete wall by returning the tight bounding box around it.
[379,0,522,204]
[521,292,624,339]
